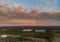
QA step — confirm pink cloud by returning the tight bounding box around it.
[0,2,3,7]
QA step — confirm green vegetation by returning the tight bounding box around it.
[0,26,60,42]
[45,29,56,42]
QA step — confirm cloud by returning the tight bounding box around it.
[0,3,3,7]
[0,3,60,20]
[54,0,57,2]
[46,1,51,7]
[13,4,24,9]
[8,19,36,24]
[54,10,60,13]
[0,1,60,26]
[44,10,54,14]
[13,4,30,14]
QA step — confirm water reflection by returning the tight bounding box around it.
[0,34,33,42]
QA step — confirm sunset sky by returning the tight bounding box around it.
[0,0,60,10]
[0,0,60,26]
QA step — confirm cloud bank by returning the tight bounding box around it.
[0,3,60,26]
[0,3,60,20]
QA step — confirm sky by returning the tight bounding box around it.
[0,0,60,10]
[0,0,60,26]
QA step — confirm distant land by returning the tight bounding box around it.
[0,26,60,30]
